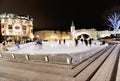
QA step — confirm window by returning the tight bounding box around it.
[8,25,12,29]
[15,26,20,29]
[23,25,26,30]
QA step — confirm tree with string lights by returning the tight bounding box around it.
[105,6,120,37]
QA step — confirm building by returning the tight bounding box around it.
[70,21,120,39]
[0,13,34,42]
[34,21,120,41]
[34,30,71,41]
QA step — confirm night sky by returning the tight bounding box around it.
[0,0,120,31]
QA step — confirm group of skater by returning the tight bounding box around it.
[57,38,93,47]
[58,39,66,45]
[74,38,93,46]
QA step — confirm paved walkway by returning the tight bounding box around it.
[0,58,73,81]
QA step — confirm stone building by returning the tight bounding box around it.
[34,21,120,41]
[34,30,72,41]
[70,21,120,39]
[0,13,34,42]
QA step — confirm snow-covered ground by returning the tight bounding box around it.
[6,40,108,55]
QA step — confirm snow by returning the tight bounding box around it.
[5,40,108,55]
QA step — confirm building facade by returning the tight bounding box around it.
[0,13,34,42]
[70,21,120,39]
[34,30,72,41]
[34,21,120,41]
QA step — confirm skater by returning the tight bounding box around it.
[15,42,20,48]
[84,39,88,46]
[75,38,78,46]
[59,39,61,45]
[37,39,42,45]
[81,39,83,44]
[88,38,92,46]
[37,39,43,48]
[63,39,66,44]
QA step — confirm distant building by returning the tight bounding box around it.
[0,13,34,42]
[34,21,120,41]
[34,30,72,41]
[70,21,120,39]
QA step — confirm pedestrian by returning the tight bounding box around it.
[63,39,66,44]
[75,38,78,46]
[88,38,92,46]
[15,42,20,48]
[59,39,61,44]
[2,40,5,46]
[84,39,88,46]
[37,39,43,48]
[37,39,42,45]
[35,39,39,46]
[81,39,83,44]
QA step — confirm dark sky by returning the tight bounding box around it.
[0,0,120,31]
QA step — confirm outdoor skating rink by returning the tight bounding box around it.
[6,40,108,55]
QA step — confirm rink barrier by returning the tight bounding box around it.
[25,55,29,60]
[14,54,27,61]
[45,56,49,62]
[0,53,14,60]
[28,54,48,62]
[47,54,72,64]
[1,45,112,65]
[0,53,73,64]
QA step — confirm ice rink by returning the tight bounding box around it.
[6,40,108,55]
